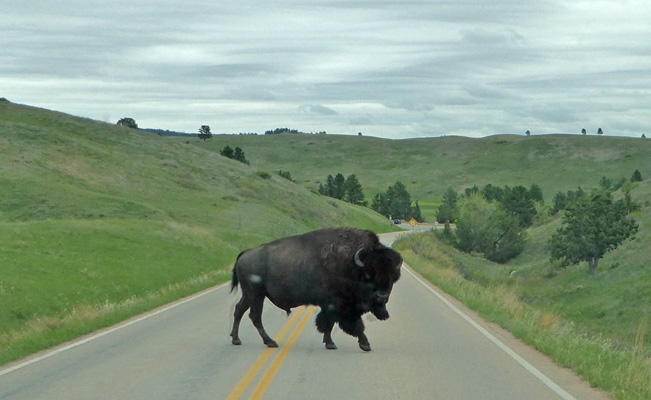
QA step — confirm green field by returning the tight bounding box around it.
[2,100,650,398]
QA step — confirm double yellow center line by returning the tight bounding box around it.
[226,305,317,400]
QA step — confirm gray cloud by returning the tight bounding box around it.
[1,0,650,138]
[299,104,338,115]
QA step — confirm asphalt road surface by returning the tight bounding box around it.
[0,232,610,400]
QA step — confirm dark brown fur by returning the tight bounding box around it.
[229,227,402,351]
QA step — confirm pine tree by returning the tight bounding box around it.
[344,174,366,206]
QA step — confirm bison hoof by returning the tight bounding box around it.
[265,340,279,348]
[359,343,372,352]
[325,343,338,350]
[372,307,390,320]
[231,337,242,345]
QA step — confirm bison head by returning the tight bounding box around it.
[353,246,402,319]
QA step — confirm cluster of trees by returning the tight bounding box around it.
[435,174,641,272]
[220,145,249,165]
[551,187,587,216]
[437,184,541,263]
[264,127,327,135]
[277,170,293,181]
[525,128,607,136]
[580,128,604,135]
[318,173,367,206]
[437,184,542,229]
[552,170,643,216]
[117,117,138,129]
[453,193,527,262]
[371,181,423,222]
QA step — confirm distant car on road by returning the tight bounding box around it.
[393,219,401,225]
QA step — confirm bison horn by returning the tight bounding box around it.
[354,249,365,267]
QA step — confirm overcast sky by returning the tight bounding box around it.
[2,0,650,138]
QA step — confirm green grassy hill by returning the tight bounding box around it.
[0,101,392,364]
[190,132,651,219]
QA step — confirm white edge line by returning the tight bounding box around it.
[0,283,229,378]
[404,267,577,400]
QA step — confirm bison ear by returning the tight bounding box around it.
[354,248,365,268]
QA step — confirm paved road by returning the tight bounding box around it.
[0,232,610,400]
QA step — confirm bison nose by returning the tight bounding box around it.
[375,291,390,304]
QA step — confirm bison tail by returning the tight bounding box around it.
[230,251,246,293]
[230,268,239,293]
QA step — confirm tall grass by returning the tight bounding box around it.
[395,234,651,400]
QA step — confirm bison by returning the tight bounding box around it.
[229,227,402,352]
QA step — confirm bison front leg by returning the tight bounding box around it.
[315,310,337,350]
[249,297,278,348]
[339,317,371,352]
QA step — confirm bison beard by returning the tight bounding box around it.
[229,227,402,352]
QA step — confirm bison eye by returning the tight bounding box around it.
[364,272,374,281]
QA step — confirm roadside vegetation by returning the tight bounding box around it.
[394,233,650,400]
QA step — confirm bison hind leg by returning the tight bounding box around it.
[249,296,278,348]
[315,310,337,350]
[230,296,250,345]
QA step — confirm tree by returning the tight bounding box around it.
[372,181,422,221]
[117,117,138,129]
[277,170,293,181]
[549,190,638,275]
[551,191,567,215]
[551,187,586,215]
[411,201,423,223]
[387,181,413,220]
[482,184,504,203]
[233,147,249,164]
[319,173,367,206]
[455,194,525,262]
[198,125,212,140]
[319,174,335,197]
[332,173,346,200]
[525,130,530,136]
[631,169,643,182]
[464,185,480,197]
[344,174,367,206]
[623,191,640,213]
[437,187,459,223]
[501,185,537,228]
[220,145,234,159]
[581,128,587,135]
[529,184,544,204]
[599,176,613,191]
[371,192,389,216]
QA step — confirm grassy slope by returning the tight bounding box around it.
[512,179,651,348]
[192,133,651,220]
[0,101,392,363]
